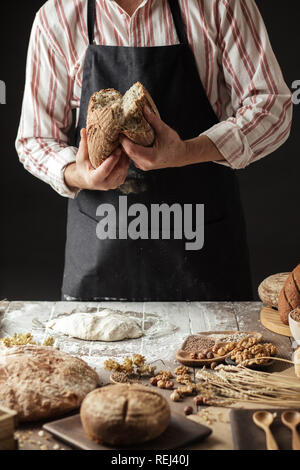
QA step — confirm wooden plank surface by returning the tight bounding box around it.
[0,301,294,451]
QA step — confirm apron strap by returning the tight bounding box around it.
[168,0,189,45]
[88,0,96,45]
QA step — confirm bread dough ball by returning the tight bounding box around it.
[47,309,143,342]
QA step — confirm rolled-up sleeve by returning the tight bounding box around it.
[15,14,78,198]
[202,0,293,169]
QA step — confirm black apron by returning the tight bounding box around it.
[62,0,252,301]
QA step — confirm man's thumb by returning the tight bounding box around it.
[143,105,165,135]
[77,128,89,163]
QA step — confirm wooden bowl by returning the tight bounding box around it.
[176,330,263,367]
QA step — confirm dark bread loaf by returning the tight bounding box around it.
[80,383,170,446]
[86,82,160,168]
[278,264,300,325]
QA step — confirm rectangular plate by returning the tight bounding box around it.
[43,413,211,450]
[230,408,300,450]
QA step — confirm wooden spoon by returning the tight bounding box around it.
[281,411,300,450]
[253,411,279,450]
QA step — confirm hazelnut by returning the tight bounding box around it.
[184,406,194,416]
[157,380,166,388]
[210,361,217,370]
[165,380,174,390]
[218,347,226,356]
[149,377,158,386]
[198,353,206,360]
[170,391,181,402]
[193,395,203,406]
[206,352,214,359]
[190,352,198,360]
[212,345,219,354]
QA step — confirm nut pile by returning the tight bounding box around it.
[183,334,239,367]
[182,333,277,368]
[231,341,277,365]
[149,370,174,390]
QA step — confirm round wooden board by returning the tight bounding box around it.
[260,306,292,337]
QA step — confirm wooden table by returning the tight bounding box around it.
[0,301,294,451]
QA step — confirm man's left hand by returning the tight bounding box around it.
[119,106,188,171]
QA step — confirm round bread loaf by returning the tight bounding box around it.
[278,264,300,325]
[258,272,290,307]
[80,384,170,446]
[0,344,99,421]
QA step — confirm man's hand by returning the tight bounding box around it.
[64,129,130,191]
[119,106,224,170]
[119,106,188,171]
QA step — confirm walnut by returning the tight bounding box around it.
[225,342,237,352]
[174,366,190,376]
[156,370,173,380]
[237,336,259,349]
[177,374,193,385]
[177,384,197,396]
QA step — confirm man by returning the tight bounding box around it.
[16,0,292,302]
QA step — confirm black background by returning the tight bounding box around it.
[0,1,299,301]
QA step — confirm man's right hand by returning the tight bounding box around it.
[64,128,130,191]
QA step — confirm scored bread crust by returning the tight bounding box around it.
[0,344,99,422]
[80,383,170,446]
[86,82,160,168]
[258,272,290,308]
[86,91,122,168]
[278,264,300,324]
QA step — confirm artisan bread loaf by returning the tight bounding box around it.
[278,264,300,325]
[80,384,170,446]
[0,344,99,422]
[258,273,290,308]
[86,82,160,168]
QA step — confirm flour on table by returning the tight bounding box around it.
[46,309,143,342]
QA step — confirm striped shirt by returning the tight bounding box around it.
[16,0,293,198]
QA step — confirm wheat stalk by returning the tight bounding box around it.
[196,360,300,407]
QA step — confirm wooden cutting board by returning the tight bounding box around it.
[43,413,211,450]
[230,409,299,450]
[260,306,291,337]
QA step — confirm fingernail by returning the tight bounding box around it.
[144,105,153,114]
